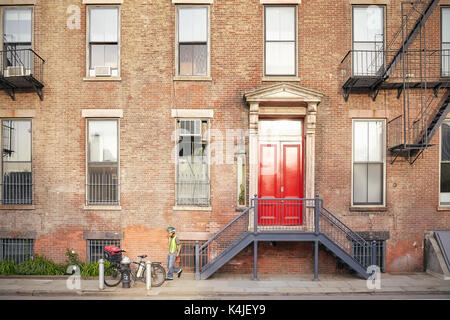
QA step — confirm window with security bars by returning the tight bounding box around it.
[176,119,210,206]
[87,119,119,205]
[0,239,34,264]
[179,240,207,272]
[1,119,33,205]
[351,239,386,272]
[87,239,121,263]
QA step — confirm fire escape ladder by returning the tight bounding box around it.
[383,0,440,80]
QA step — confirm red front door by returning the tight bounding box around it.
[258,142,303,226]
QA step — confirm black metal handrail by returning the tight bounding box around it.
[0,48,45,84]
[195,195,378,278]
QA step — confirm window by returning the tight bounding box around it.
[264,6,296,76]
[440,121,450,205]
[87,119,119,205]
[2,7,33,70]
[177,6,209,76]
[352,5,384,76]
[351,239,386,272]
[1,120,32,205]
[352,120,385,206]
[0,239,34,264]
[237,136,246,207]
[179,240,208,272]
[87,7,119,77]
[87,239,121,262]
[176,119,210,206]
[442,7,450,77]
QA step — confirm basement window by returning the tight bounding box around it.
[87,239,121,262]
[0,238,34,264]
[351,239,386,273]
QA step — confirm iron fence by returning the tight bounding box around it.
[0,238,34,264]
[179,240,207,272]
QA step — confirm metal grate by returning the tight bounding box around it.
[0,239,34,263]
[180,240,207,272]
[87,239,121,263]
[351,239,386,272]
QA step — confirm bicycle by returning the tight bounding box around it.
[103,246,166,287]
[130,254,166,287]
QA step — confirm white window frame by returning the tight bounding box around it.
[85,118,120,207]
[440,120,450,206]
[174,118,211,209]
[351,5,386,76]
[441,7,450,77]
[175,5,211,79]
[263,5,298,77]
[0,6,34,62]
[86,5,121,78]
[351,119,386,207]
[0,118,33,206]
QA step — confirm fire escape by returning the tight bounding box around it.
[0,40,45,101]
[340,0,450,164]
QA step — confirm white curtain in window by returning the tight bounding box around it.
[3,8,32,43]
[178,7,207,43]
[353,6,383,43]
[90,8,118,42]
[265,6,295,41]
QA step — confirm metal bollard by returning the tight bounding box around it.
[99,259,104,290]
[146,260,152,291]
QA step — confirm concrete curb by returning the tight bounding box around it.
[1,289,449,298]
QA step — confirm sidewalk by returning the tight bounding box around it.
[0,272,449,298]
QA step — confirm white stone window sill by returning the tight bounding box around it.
[173,76,212,82]
[262,76,301,82]
[0,205,35,210]
[84,205,122,211]
[83,77,122,82]
[173,206,212,211]
[349,206,387,212]
[437,206,450,212]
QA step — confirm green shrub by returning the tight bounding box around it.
[0,260,16,275]
[15,255,66,275]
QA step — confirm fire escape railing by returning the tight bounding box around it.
[0,48,45,100]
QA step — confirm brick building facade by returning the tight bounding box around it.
[0,0,449,276]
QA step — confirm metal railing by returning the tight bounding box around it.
[195,196,377,276]
[387,115,404,150]
[341,49,450,85]
[0,48,45,84]
[87,173,119,205]
[196,204,253,274]
[1,172,33,205]
[317,201,376,269]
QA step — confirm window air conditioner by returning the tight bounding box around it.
[3,66,31,77]
[94,66,112,77]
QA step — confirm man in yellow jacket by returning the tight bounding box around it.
[166,226,182,280]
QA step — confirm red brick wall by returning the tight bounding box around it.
[0,0,448,275]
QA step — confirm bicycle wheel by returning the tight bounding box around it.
[104,264,122,287]
[151,264,166,287]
